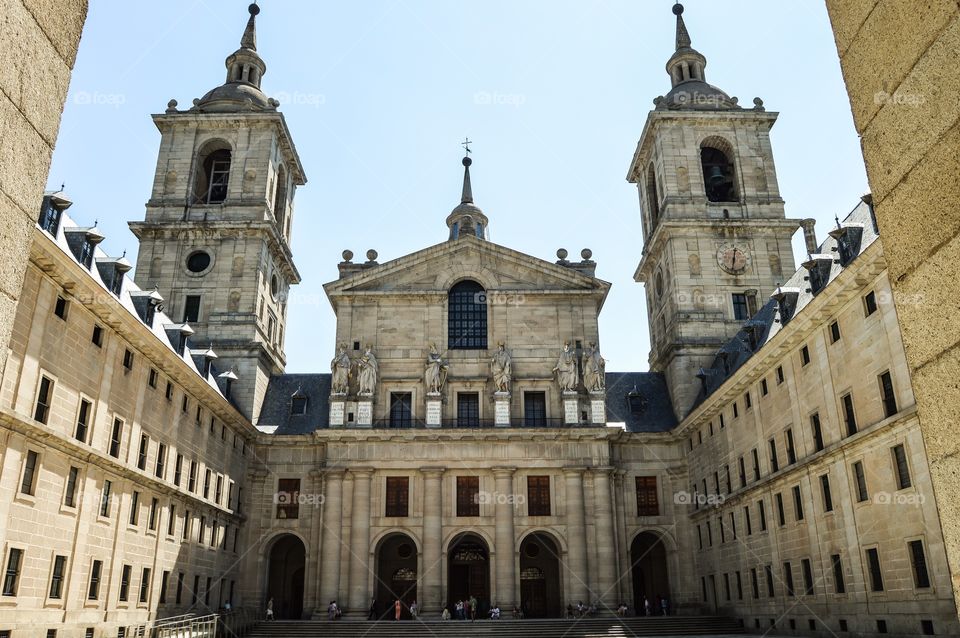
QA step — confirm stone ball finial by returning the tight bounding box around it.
[673,2,684,16]
[581,248,593,260]
[366,249,378,261]
[248,3,260,16]
[166,99,178,112]
[192,98,201,106]
[557,248,568,260]
[462,156,473,167]
[342,250,354,262]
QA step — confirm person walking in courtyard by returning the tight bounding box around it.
[410,599,418,618]
[266,597,274,621]
[643,596,651,616]
[469,594,478,621]
[659,595,669,616]
[394,598,403,621]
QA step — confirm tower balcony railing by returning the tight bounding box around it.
[371,417,594,429]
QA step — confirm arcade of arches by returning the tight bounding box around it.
[262,529,671,619]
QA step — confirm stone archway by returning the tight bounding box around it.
[630,531,670,616]
[374,533,419,620]
[519,532,563,618]
[447,532,490,617]
[266,534,306,619]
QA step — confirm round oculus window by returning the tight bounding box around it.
[524,543,541,558]
[397,543,413,559]
[270,274,280,299]
[186,251,211,273]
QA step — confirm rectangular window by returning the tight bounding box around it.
[752,449,760,481]
[108,418,123,458]
[736,571,743,600]
[723,573,730,600]
[744,391,752,409]
[20,449,39,495]
[802,559,814,595]
[155,443,166,479]
[188,461,197,492]
[129,491,140,526]
[786,429,796,465]
[832,554,845,594]
[456,476,480,517]
[119,564,131,602]
[148,368,158,388]
[182,295,201,323]
[776,492,785,526]
[765,565,775,598]
[636,476,659,516]
[181,395,188,413]
[892,444,911,489]
[866,548,884,591]
[38,197,63,235]
[385,477,409,517]
[864,290,878,316]
[276,478,300,519]
[783,562,795,597]
[776,366,784,384]
[54,295,68,319]
[75,398,92,442]
[853,461,869,502]
[457,392,480,427]
[198,516,206,545]
[49,555,67,599]
[203,469,211,498]
[800,345,811,366]
[176,573,184,604]
[793,485,804,521]
[88,560,103,600]
[820,474,834,512]
[879,371,897,418]
[524,391,547,426]
[167,505,176,536]
[769,439,779,472]
[99,480,112,517]
[137,434,148,470]
[761,378,768,396]
[149,497,159,531]
[738,457,746,487]
[159,570,170,604]
[842,393,857,436]
[34,376,54,424]
[91,324,104,347]
[527,475,551,516]
[165,382,173,401]
[183,511,190,541]
[909,540,931,588]
[811,413,824,452]
[751,568,759,599]
[191,575,199,605]
[758,499,767,531]
[122,349,134,370]
[2,548,23,596]
[64,466,80,507]
[389,392,412,427]
[744,506,752,535]
[732,293,750,321]
[215,475,223,504]
[830,320,841,343]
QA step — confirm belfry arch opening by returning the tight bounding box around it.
[192,140,232,205]
[700,140,738,203]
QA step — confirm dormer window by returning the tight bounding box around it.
[144,302,156,328]
[38,196,64,235]
[78,238,95,269]
[290,395,307,416]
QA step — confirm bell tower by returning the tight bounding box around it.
[629,3,799,418]
[130,4,306,421]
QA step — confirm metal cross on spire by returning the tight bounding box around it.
[462,138,472,155]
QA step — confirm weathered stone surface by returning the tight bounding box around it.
[19,0,87,67]
[825,0,878,56]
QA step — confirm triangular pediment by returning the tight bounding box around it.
[324,236,610,303]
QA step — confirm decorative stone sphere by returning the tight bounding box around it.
[556,248,568,260]
[342,250,354,262]
[366,249,378,261]
[167,99,178,109]
[248,3,260,16]
[673,3,684,16]
[581,248,593,260]
[462,156,472,167]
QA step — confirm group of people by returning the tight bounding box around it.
[640,595,670,616]
[442,595,479,620]
[565,601,598,618]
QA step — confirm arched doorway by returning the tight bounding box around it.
[519,532,562,618]
[375,533,418,620]
[266,534,305,619]
[447,533,490,616]
[630,531,670,615]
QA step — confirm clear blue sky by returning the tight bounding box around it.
[48,0,869,373]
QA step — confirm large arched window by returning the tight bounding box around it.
[192,140,232,205]
[700,140,738,203]
[448,280,487,350]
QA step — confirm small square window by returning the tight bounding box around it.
[761,379,769,396]
[92,324,104,347]
[165,382,174,401]
[122,349,134,370]
[864,291,878,316]
[829,320,841,343]
[148,368,158,388]
[291,396,308,415]
[776,366,784,384]
[54,296,68,320]
[800,345,811,366]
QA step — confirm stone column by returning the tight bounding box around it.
[306,468,324,615]
[493,467,517,609]
[613,470,631,608]
[564,467,589,603]
[592,467,616,612]
[421,467,445,613]
[347,467,374,614]
[319,469,346,606]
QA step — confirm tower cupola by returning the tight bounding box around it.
[445,146,489,241]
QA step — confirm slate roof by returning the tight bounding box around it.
[604,372,678,432]
[691,198,880,406]
[258,374,330,435]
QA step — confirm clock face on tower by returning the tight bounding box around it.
[717,243,751,274]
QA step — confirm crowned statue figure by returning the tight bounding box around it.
[357,345,378,396]
[553,341,579,392]
[490,341,512,393]
[424,343,449,394]
[330,343,352,395]
[582,342,606,392]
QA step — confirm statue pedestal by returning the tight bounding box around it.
[355,397,373,427]
[562,391,580,425]
[425,392,442,428]
[494,392,511,427]
[329,396,346,427]
[589,391,606,425]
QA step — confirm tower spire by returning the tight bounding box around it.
[445,141,488,241]
[241,2,259,51]
[461,138,474,204]
[674,2,691,50]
